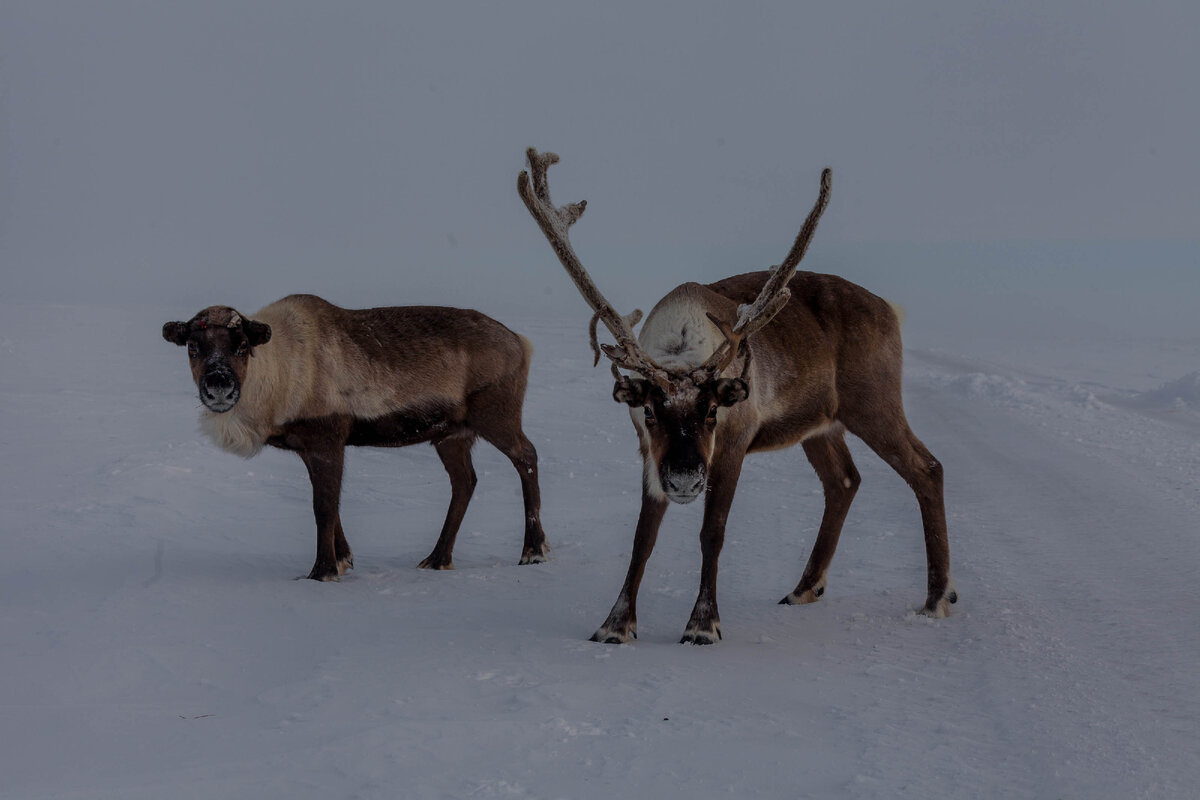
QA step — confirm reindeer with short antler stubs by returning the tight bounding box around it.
[519,148,955,644]
[163,296,549,581]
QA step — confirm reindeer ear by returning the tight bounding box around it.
[162,321,190,345]
[714,378,749,407]
[613,376,652,407]
[245,320,272,347]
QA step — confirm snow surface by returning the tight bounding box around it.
[3,4,1199,797]
[2,257,1197,798]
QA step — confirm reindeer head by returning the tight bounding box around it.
[162,306,272,413]
[518,148,830,503]
[614,371,749,502]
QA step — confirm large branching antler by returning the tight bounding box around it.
[692,167,833,382]
[518,148,673,391]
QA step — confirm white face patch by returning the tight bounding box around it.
[643,457,666,500]
[632,408,666,500]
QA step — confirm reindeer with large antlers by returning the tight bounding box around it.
[519,149,955,644]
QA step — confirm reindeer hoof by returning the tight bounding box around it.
[680,621,722,645]
[519,544,550,565]
[921,602,950,619]
[418,555,454,570]
[921,581,958,618]
[337,554,354,575]
[679,632,720,645]
[779,585,824,605]
[593,634,630,644]
[305,564,341,582]
[590,624,635,644]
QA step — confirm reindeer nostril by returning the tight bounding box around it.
[202,371,238,406]
[664,472,705,497]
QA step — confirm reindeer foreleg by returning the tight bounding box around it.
[591,491,668,643]
[299,445,349,581]
[781,431,861,605]
[681,449,745,645]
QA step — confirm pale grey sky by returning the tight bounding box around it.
[2,1,1197,308]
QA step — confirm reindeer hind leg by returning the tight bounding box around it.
[470,384,549,565]
[490,428,549,564]
[849,414,956,616]
[781,428,861,605]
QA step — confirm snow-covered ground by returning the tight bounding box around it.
[1,247,1197,798]
[4,1,1198,795]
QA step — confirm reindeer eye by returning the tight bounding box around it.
[643,406,656,425]
[235,341,249,357]
[187,341,199,359]
[706,404,719,421]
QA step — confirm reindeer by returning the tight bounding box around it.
[162,295,549,580]
[518,149,955,644]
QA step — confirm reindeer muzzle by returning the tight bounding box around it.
[200,367,240,412]
[662,467,707,504]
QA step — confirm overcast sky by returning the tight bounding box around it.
[2,1,1197,309]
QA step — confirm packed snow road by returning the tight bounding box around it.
[1,303,1196,799]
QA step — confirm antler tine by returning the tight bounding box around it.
[527,149,558,204]
[519,148,672,390]
[589,308,643,368]
[747,167,833,324]
[695,167,833,380]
